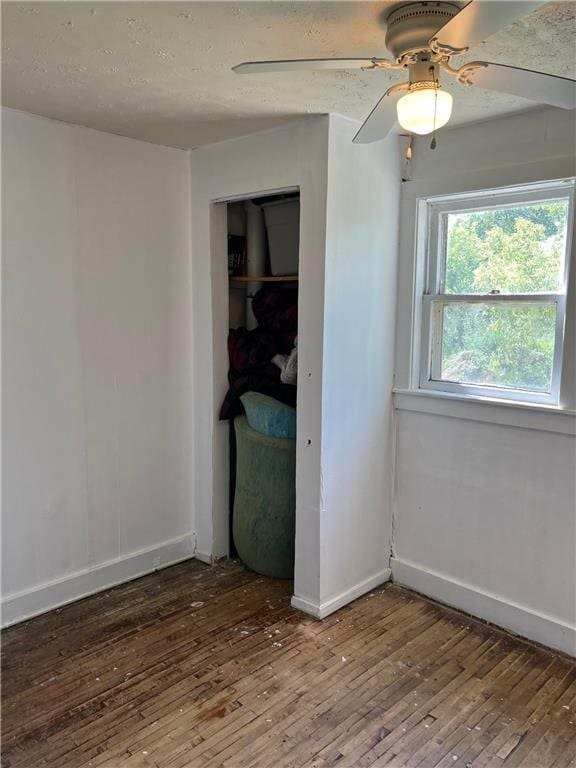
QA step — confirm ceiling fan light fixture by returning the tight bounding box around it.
[233,2,575,144]
[396,85,453,136]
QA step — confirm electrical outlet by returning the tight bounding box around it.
[153,556,161,570]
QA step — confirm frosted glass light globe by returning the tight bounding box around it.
[396,87,453,135]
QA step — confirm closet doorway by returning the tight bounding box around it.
[211,188,300,583]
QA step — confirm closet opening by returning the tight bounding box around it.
[219,190,300,580]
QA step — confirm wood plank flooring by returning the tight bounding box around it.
[2,559,575,768]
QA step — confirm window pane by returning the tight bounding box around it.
[438,302,556,392]
[443,199,569,294]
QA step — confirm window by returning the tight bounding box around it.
[418,180,575,405]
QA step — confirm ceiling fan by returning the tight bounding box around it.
[233,1,576,143]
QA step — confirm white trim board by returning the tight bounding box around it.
[291,568,392,620]
[391,557,576,657]
[1,533,195,628]
[194,550,215,565]
[394,390,576,436]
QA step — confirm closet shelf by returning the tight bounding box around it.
[229,275,298,283]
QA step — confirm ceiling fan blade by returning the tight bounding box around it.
[233,58,390,74]
[353,85,408,144]
[462,61,576,109]
[431,1,546,52]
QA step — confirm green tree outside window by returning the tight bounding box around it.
[440,200,568,392]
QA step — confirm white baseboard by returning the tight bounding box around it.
[1,533,195,628]
[391,556,576,657]
[291,568,392,620]
[194,550,214,565]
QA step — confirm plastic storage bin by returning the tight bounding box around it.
[262,198,300,276]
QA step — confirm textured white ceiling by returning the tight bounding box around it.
[2,1,575,149]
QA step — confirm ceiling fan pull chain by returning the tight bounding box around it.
[430,73,439,150]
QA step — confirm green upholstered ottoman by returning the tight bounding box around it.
[233,414,295,579]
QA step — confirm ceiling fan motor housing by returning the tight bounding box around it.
[385,1,461,60]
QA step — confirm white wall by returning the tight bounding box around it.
[392,107,576,655]
[7,102,569,657]
[189,115,401,615]
[2,108,194,624]
[315,115,400,613]
[2,109,400,627]
[189,117,330,609]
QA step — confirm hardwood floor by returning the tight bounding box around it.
[2,559,575,768]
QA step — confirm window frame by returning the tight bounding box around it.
[418,179,576,406]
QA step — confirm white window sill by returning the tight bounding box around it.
[393,388,576,436]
